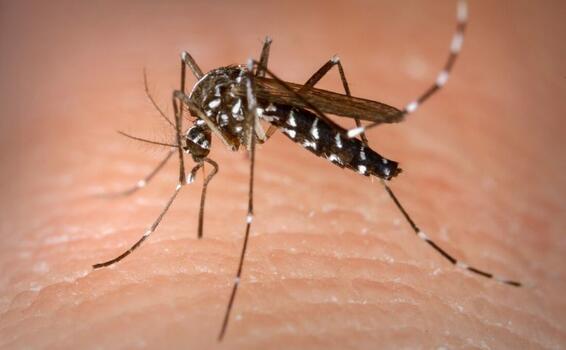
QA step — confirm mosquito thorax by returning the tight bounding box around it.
[188,65,251,148]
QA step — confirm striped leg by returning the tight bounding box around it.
[347,0,469,138]
[256,36,282,142]
[191,158,219,239]
[302,55,369,144]
[381,179,521,287]
[93,63,193,268]
[92,157,215,267]
[299,14,520,287]
[93,181,185,269]
[256,36,272,78]
[218,59,258,341]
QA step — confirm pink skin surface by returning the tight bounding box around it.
[1,1,565,349]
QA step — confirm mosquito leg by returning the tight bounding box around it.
[250,60,346,133]
[380,178,521,287]
[303,55,370,144]
[255,35,275,141]
[180,51,204,80]
[264,125,278,140]
[172,93,187,184]
[347,0,469,138]
[302,55,339,88]
[256,36,272,78]
[218,60,258,341]
[192,158,219,239]
[254,115,267,143]
[92,180,186,269]
[100,149,176,198]
[252,36,274,144]
[173,49,198,184]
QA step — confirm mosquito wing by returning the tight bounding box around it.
[236,77,403,125]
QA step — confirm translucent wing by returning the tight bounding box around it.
[234,77,403,125]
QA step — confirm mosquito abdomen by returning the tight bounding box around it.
[264,104,400,180]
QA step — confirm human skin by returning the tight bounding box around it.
[1,0,565,349]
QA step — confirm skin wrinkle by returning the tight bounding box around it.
[3,282,536,350]
[1,0,565,349]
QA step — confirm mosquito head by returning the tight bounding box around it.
[184,119,211,162]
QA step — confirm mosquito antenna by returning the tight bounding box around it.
[143,68,176,129]
[97,149,176,198]
[347,0,468,138]
[117,130,178,148]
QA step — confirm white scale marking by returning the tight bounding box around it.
[451,32,464,53]
[208,98,221,109]
[357,165,367,174]
[327,154,343,165]
[310,118,320,139]
[456,261,469,270]
[192,133,203,143]
[232,99,242,115]
[287,110,297,127]
[457,0,468,22]
[436,70,449,87]
[143,229,152,237]
[282,128,296,138]
[359,147,366,161]
[335,133,343,148]
[347,127,365,139]
[136,180,146,188]
[303,139,317,150]
[246,214,253,224]
[406,101,419,114]
[417,230,429,240]
[266,103,277,112]
[235,126,243,133]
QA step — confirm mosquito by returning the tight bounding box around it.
[93,0,521,341]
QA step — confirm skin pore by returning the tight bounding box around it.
[1,1,565,349]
